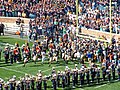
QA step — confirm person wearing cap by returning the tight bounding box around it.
[4,82,9,90]
[52,48,59,65]
[51,74,57,90]
[90,67,95,83]
[65,68,71,86]
[33,29,38,41]
[72,69,76,88]
[57,71,61,87]
[32,46,37,64]
[117,64,120,80]
[41,50,46,64]
[85,68,90,85]
[111,61,116,80]
[61,71,66,89]
[74,64,78,85]
[79,68,85,86]
[13,46,19,63]
[25,77,31,90]
[36,76,42,90]
[102,66,106,81]
[36,45,41,61]
[3,46,9,64]
[30,76,35,90]
[9,47,14,64]
[15,43,21,62]
[20,77,25,90]
[16,81,21,90]
[48,48,53,67]
[96,67,100,84]
[9,78,16,90]
[43,75,47,90]
[106,67,111,82]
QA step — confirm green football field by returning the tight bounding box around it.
[0,36,120,90]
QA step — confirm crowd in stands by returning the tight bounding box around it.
[0,0,120,41]
[78,0,120,34]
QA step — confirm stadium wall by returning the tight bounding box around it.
[80,28,120,42]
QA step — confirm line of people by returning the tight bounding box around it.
[1,62,120,90]
[2,37,120,67]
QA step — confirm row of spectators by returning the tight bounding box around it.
[0,0,120,37]
[78,0,120,34]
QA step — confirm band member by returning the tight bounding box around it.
[76,50,81,64]
[23,45,30,67]
[36,45,41,60]
[3,46,9,64]
[111,61,116,80]
[16,81,21,90]
[15,43,21,61]
[13,46,19,63]
[32,46,37,64]
[74,64,78,85]
[26,42,31,60]
[72,69,76,88]
[48,49,53,67]
[0,78,4,90]
[52,49,58,64]
[106,67,111,82]
[117,64,120,80]
[25,77,31,90]
[4,82,9,90]
[61,71,66,89]
[20,77,25,90]
[9,76,16,90]
[64,50,69,64]
[36,70,42,90]
[79,68,85,86]
[102,66,106,81]
[57,71,61,87]
[51,67,56,75]
[9,47,14,64]
[96,67,100,84]
[43,75,48,90]
[41,50,46,64]
[85,67,90,85]
[30,76,35,90]
[90,67,96,82]
[65,67,71,86]
[51,74,57,90]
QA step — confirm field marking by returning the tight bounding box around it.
[15,64,24,67]
[94,84,107,88]
[43,66,64,73]
[0,67,25,74]
[79,88,84,90]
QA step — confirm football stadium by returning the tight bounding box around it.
[0,0,120,90]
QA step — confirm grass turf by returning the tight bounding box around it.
[0,36,120,90]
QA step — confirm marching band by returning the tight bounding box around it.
[0,63,120,90]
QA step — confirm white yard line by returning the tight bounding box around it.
[94,84,107,88]
[0,67,25,74]
[79,88,84,90]
[15,64,24,67]
[43,66,64,73]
